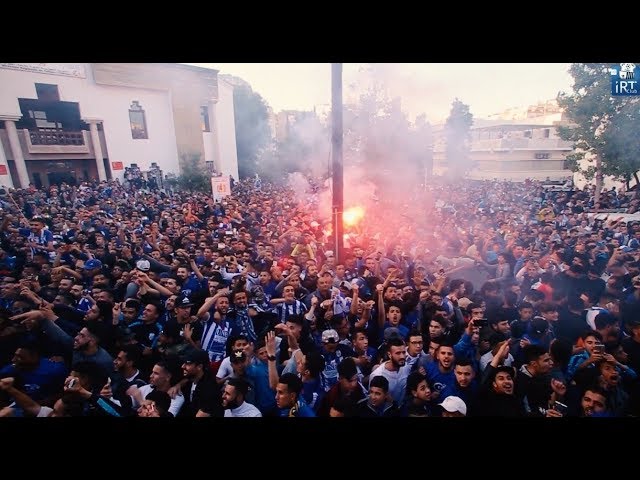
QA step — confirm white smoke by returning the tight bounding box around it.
[286,172,313,206]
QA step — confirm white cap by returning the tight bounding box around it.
[321,329,339,344]
[136,259,151,272]
[439,396,467,415]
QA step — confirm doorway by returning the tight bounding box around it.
[47,172,76,186]
[32,172,43,189]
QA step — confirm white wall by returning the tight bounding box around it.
[216,80,239,180]
[0,64,180,178]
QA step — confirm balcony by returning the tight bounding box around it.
[29,128,85,146]
[471,138,574,151]
[23,128,90,154]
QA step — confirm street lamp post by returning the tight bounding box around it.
[331,63,344,263]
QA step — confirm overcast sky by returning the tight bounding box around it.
[187,63,574,124]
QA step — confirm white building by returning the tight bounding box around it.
[0,63,238,189]
[433,101,574,182]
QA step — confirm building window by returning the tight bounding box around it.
[535,153,550,160]
[129,101,148,139]
[205,161,215,175]
[523,130,532,139]
[35,83,60,102]
[29,110,61,129]
[201,106,210,132]
[543,128,550,138]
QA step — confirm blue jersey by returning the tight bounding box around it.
[278,400,315,417]
[321,345,354,392]
[18,227,53,247]
[200,317,237,362]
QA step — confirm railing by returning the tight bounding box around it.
[471,138,573,150]
[28,128,85,146]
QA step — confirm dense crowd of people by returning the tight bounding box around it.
[0,171,639,418]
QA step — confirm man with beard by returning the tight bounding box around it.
[578,386,611,417]
[574,358,631,416]
[178,348,222,417]
[227,290,262,344]
[425,343,457,404]
[127,360,184,417]
[515,344,554,417]
[369,337,412,405]
[222,377,262,417]
[195,290,238,374]
[104,344,147,409]
[25,306,114,374]
[439,358,479,412]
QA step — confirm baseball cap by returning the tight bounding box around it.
[115,259,131,271]
[176,292,194,308]
[439,396,467,415]
[136,259,151,272]
[209,271,224,283]
[183,349,210,366]
[321,329,339,344]
[325,250,335,257]
[338,280,352,291]
[383,327,402,342]
[457,297,472,309]
[530,316,549,335]
[230,349,247,364]
[84,259,103,270]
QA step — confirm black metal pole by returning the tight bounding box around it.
[331,63,344,263]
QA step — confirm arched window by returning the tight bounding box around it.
[129,101,148,139]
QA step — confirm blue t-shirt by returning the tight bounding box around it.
[246,362,276,414]
[425,362,456,399]
[301,377,325,412]
[0,359,68,403]
[182,274,207,294]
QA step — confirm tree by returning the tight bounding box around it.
[444,98,473,176]
[231,83,272,179]
[271,112,329,179]
[557,63,640,204]
[176,153,210,193]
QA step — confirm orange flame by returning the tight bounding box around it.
[343,206,365,226]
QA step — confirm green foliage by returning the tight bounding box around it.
[444,98,473,175]
[557,63,640,182]
[232,84,272,179]
[176,153,210,193]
